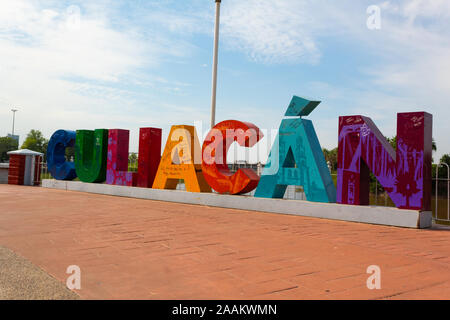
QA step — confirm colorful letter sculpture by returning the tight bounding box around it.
[153,125,211,193]
[75,129,108,183]
[47,130,77,181]
[137,128,162,188]
[255,96,337,203]
[44,94,434,218]
[106,129,137,186]
[202,120,263,194]
[337,112,432,210]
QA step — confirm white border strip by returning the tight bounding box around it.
[42,180,432,229]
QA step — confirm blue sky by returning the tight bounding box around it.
[1,0,449,162]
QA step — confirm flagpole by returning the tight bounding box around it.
[11,108,18,137]
[210,0,221,128]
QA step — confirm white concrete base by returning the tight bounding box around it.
[0,163,8,184]
[42,179,432,229]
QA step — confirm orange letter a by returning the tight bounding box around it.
[152,125,211,193]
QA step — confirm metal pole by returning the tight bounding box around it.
[210,0,221,128]
[11,108,18,136]
[441,163,450,221]
[436,164,439,220]
[375,180,378,205]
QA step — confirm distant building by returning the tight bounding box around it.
[228,161,264,176]
[0,163,9,184]
[7,134,19,143]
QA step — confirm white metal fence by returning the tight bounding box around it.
[434,163,450,223]
[39,157,450,223]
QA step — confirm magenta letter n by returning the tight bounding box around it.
[337,112,432,211]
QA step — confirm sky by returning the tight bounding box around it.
[0,0,449,163]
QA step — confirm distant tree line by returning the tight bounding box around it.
[0,129,77,163]
[0,136,18,162]
[0,129,49,162]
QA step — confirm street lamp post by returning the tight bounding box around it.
[210,0,221,128]
[11,108,18,137]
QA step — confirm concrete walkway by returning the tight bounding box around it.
[0,246,78,300]
[1,184,450,299]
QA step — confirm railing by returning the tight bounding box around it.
[372,180,393,207]
[39,153,140,182]
[40,162,49,182]
[434,163,450,223]
[39,157,450,224]
[128,152,138,172]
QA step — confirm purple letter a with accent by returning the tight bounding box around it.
[337,112,432,211]
[107,129,137,186]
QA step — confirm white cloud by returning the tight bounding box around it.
[221,0,450,159]
[1,0,450,161]
[0,0,196,149]
[221,0,321,64]
[0,1,154,81]
[355,1,450,159]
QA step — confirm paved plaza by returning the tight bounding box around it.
[1,184,450,299]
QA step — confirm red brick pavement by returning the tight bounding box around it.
[1,184,450,299]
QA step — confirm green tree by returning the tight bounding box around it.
[440,154,450,167]
[386,136,397,150]
[128,152,138,172]
[21,130,49,156]
[129,152,137,163]
[65,147,75,162]
[433,154,450,197]
[322,147,338,172]
[0,137,19,162]
[386,136,436,152]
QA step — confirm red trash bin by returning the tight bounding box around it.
[7,149,43,186]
